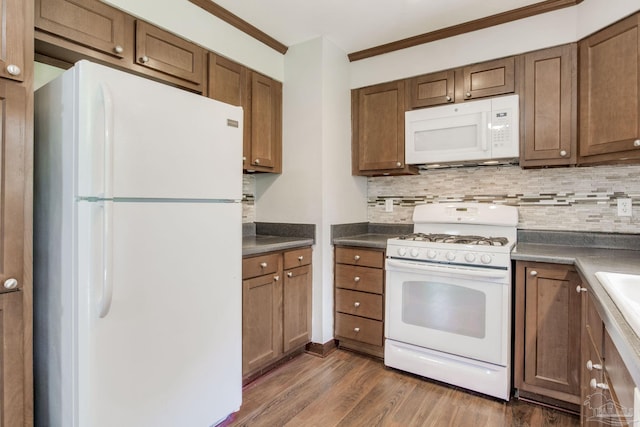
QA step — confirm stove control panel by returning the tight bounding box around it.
[387,241,511,268]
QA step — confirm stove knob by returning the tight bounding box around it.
[410,248,420,257]
[464,253,476,263]
[397,247,407,257]
[445,251,456,261]
[426,249,437,259]
[480,254,492,264]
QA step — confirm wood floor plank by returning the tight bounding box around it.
[229,350,580,427]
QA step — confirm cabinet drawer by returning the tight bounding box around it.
[335,289,382,320]
[335,313,383,347]
[335,264,383,294]
[335,247,384,268]
[242,253,280,280]
[284,247,312,270]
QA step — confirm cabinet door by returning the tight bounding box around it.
[407,70,455,108]
[515,262,582,404]
[353,81,407,173]
[0,0,26,81]
[579,13,640,163]
[246,72,282,173]
[242,273,282,375]
[462,57,515,100]
[0,81,25,294]
[0,291,24,426]
[283,264,311,352]
[521,44,577,167]
[135,20,205,87]
[35,0,128,60]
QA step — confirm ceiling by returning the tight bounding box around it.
[209,0,550,54]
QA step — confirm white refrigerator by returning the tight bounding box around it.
[34,60,243,427]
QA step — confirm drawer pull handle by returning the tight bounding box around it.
[260,262,268,268]
[354,255,360,261]
[590,378,609,390]
[353,327,360,333]
[273,275,280,281]
[354,302,360,308]
[298,255,304,261]
[287,272,293,278]
[586,360,602,371]
[354,276,361,282]
[576,285,587,293]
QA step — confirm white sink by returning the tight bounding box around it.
[595,272,640,337]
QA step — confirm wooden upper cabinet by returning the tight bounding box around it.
[352,80,416,176]
[135,20,205,88]
[246,72,282,173]
[0,291,24,426]
[462,56,515,100]
[208,53,246,107]
[407,70,455,108]
[521,44,577,167]
[35,0,128,60]
[579,12,640,164]
[0,81,25,294]
[0,0,27,81]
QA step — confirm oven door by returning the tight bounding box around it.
[385,258,510,366]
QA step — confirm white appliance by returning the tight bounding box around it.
[34,60,243,427]
[384,203,518,401]
[405,94,519,166]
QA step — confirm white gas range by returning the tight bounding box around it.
[384,203,518,401]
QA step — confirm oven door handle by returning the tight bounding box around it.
[386,259,509,281]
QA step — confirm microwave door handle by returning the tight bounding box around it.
[481,112,489,151]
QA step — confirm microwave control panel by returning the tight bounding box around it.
[490,95,519,158]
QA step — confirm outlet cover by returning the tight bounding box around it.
[617,198,632,217]
[385,198,394,212]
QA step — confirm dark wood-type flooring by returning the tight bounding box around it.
[229,349,579,426]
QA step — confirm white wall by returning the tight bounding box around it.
[349,0,640,88]
[102,0,285,81]
[256,38,367,344]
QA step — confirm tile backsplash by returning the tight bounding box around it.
[243,174,256,223]
[368,164,640,233]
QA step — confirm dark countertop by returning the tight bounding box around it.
[513,243,640,386]
[242,235,314,256]
[332,233,398,249]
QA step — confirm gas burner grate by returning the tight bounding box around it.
[398,233,509,246]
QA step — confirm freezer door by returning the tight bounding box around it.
[76,200,241,427]
[74,60,242,201]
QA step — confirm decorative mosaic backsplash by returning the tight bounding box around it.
[242,174,256,223]
[368,164,640,233]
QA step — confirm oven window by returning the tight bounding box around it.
[401,281,486,338]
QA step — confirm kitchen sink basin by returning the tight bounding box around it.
[595,272,640,337]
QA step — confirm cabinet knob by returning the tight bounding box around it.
[354,255,360,261]
[260,262,268,268]
[273,275,279,281]
[446,95,452,102]
[6,64,21,76]
[3,278,18,290]
[586,360,602,371]
[634,139,640,147]
[287,272,293,278]
[530,270,537,276]
[465,92,471,98]
[353,327,360,333]
[254,158,261,164]
[576,285,587,293]
[298,255,304,261]
[354,276,361,282]
[560,150,567,157]
[354,302,360,308]
[590,378,609,390]
[140,56,149,64]
[114,45,124,54]
[396,162,402,167]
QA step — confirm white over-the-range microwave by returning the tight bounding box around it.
[405,94,519,167]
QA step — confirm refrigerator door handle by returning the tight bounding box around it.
[98,201,114,318]
[100,83,114,199]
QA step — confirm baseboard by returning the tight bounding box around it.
[305,339,337,357]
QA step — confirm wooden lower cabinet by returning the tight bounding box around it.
[1,291,24,426]
[242,247,311,381]
[334,246,385,357]
[514,261,582,410]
